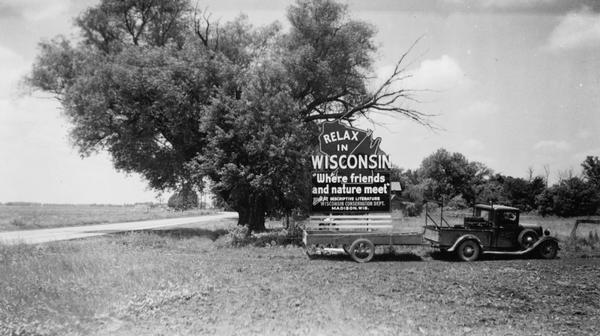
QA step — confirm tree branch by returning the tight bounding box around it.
[301,36,436,128]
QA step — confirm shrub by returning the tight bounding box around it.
[9,218,27,227]
[167,185,199,210]
[216,226,300,248]
[217,225,250,247]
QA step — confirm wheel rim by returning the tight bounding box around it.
[350,239,374,262]
[353,243,371,259]
[463,245,475,258]
[541,243,556,258]
[523,233,536,248]
[458,240,479,261]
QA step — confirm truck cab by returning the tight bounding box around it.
[424,204,558,261]
[465,204,545,249]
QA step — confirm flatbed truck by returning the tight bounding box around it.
[303,204,559,262]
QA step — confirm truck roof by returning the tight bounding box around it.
[475,204,519,211]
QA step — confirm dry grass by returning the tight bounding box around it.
[0,231,223,335]
[0,204,217,231]
[1,215,600,335]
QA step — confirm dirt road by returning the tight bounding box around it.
[0,212,238,245]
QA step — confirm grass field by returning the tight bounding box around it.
[0,204,217,231]
[1,215,599,336]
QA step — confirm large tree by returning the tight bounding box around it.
[28,0,428,231]
[417,148,491,205]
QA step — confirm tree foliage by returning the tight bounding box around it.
[582,156,600,187]
[395,149,554,215]
[536,177,600,217]
[474,174,547,211]
[28,0,428,231]
[188,59,317,229]
[417,148,491,205]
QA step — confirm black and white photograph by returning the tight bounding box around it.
[1,0,599,335]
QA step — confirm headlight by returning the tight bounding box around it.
[544,229,550,236]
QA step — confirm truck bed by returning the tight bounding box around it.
[423,225,493,248]
[303,230,424,247]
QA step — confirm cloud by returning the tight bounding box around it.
[533,140,572,151]
[0,45,21,60]
[405,55,471,91]
[439,0,600,14]
[0,0,69,22]
[462,138,485,152]
[547,7,600,51]
[576,129,593,139]
[0,3,21,19]
[458,100,499,117]
[0,45,28,99]
[481,0,558,8]
[441,0,556,10]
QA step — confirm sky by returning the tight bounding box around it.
[0,0,599,204]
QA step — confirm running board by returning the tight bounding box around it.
[482,239,560,256]
[483,249,536,256]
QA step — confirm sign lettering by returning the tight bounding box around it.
[311,121,391,213]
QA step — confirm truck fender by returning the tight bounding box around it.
[530,236,560,250]
[447,234,483,252]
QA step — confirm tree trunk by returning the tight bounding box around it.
[237,207,249,227]
[235,194,266,232]
[247,195,266,232]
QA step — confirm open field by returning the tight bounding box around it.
[1,218,599,336]
[0,204,217,231]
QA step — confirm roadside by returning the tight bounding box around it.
[1,230,598,336]
[0,212,238,245]
[0,204,220,231]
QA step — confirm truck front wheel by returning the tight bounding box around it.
[456,240,480,262]
[538,240,558,259]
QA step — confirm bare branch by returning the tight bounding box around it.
[301,37,436,128]
[193,4,210,47]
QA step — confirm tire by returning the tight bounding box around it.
[538,240,558,259]
[349,238,375,263]
[456,240,480,262]
[518,230,539,249]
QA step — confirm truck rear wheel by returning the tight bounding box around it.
[349,238,375,263]
[456,240,480,262]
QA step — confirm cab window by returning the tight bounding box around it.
[475,208,490,221]
[499,211,518,228]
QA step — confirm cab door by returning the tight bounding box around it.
[494,210,519,249]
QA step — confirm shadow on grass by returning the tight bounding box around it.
[429,251,456,261]
[428,250,556,262]
[430,251,567,262]
[111,227,229,241]
[479,253,539,261]
[307,252,425,263]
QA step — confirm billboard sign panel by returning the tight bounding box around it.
[311,121,391,213]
